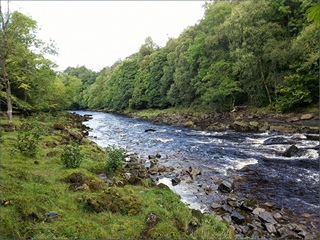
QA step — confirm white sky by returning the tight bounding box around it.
[6,1,206,72]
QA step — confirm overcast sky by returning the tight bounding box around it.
[6,1,206,72]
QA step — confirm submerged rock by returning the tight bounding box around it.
[282,145,302,157]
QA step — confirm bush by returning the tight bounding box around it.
[61,141,84,168]
[105,145,126,175]
[15,119,44,157]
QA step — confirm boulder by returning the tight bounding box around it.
[282,145,301,157]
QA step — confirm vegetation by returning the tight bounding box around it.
[1,1,318,119]
[0,113,234,239]
[80,0,318,114]
[105,145,127,175]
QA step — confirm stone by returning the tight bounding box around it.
[282,145,300,157]
[211,203,221,210]
[241,199,259,211]
[263,202,275,208]
[231,211,246,224]
[277,226,300,239]
[264,223,277,234]
[221,204,233,213]
[300,114,313,120]
[218,179,234,193]
[69,131,83,140]
[172,177,181,186]
[145,129,156,132]
[158,165,166,172]
[249,121,259,127]
[273,212,283,220]
[53,123,64,130]
[258,211,277,224]
[222,214,232,224]
[186,166,202,179]
[252,207,265,215]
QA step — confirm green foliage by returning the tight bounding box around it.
[306,2,320,25]
[61,140,84,168]
[105,145,126,175]
[71,0,318,113]
[15,118,44,157]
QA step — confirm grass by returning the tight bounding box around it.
[0,112,234,239]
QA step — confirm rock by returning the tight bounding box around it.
[186,166,201,179]
[300,114,313,120]
[53,123,64,130]
[158,165,166,172]
[69,131,83,141]
[258,211,277,224]
[222,214,232,224]
[221,204,233,213]
[249,121,259,127]
[273,212,283,220]
[264,222,277,234]
[287,116,300,122]
[218,179,234,193]
[145,129,156,132]
[277,226,300,239]
[231,211,246,224]
[211,203,221,210]
[172,177,181,186]
[156,183,170,190]
[45,212,60,221]
[282,145,300,157]
[241,199,259,211]
[252,207,265,215]
[263,202,276,208]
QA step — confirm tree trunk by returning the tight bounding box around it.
[259,58,272,104]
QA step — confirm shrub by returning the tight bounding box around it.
[105,145,126,175]
[15,119,44,157]
[61,141,84,168]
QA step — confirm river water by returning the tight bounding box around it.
[75,111,319,226]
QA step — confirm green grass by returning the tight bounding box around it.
[0,112,234,239]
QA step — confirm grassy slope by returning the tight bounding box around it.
[0,112,234,239]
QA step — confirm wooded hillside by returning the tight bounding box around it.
[1,0,319,118]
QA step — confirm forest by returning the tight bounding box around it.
[1,0,319,122]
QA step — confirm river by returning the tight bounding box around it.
[75,110,319,235]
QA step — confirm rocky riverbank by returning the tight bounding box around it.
[96,151,319,239]
[133,109,319,134]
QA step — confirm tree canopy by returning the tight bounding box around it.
[1,0,318,118]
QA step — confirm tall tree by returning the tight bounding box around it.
[0,0,12,124]
[1,3,58,120]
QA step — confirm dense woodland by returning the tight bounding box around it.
[1,0,319,122]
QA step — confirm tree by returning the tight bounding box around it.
[1,3,58,121]
[0,0,12,124]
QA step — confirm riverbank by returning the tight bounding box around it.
[125,106,319,134]
[77,111,319,239]
[0,112,234,239]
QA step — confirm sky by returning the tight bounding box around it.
[6,1,206,72]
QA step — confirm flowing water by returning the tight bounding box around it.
[75,111,319,225]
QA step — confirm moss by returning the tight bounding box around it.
[85,189,142,215]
